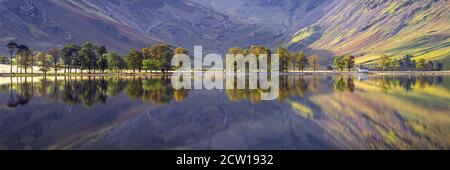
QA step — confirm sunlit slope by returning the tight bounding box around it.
[286,0,450,66]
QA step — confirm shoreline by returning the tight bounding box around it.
[1,71,450,77]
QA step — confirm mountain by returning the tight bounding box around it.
[281,0,450,66]
[0,0,162,54]
[0,0,449,67]
[0,0,330,54]
[190,0,329,46]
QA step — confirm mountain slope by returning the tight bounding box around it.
[191,0,330,50]
[67,0,301,53]
[283,0,450,65]
[0,0,448,68]
[0,0,162,54]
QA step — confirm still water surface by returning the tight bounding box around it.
[0,75,449,149]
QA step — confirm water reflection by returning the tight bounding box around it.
[1,76,189,107]
[0,75,449,149]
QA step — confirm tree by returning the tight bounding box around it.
[293,51,308,72]
[141,44,173,72]
[105,52,124,73]
[276,47,291,72]
[344,55,355,72]
[125,49,144,73]
[435,62,444,71]
[310,55,320,72]
[250,45,271,70]
[97,54,108,73]
[175,47,188,55]
[334,56,345,73]
[426,61,434,71]
[48,48,60,74]
[0,55,10,64]
[416,59,426,71]
[80,42,97,73]
[227,47,242,55]
[227,47,243,72]
[6,41,18,75]
[17,45,32,74]
[96,45,107,57]
[142,59,160,72]
[35,51,51,76]
[95,45,108,73]
[399,54,415,71]
[174,47,188,70]
[390,59,400,71]
[379,55,391,71]
[61,44,80,73]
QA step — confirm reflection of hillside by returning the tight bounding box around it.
[287,76,450,149]
[0,75,448,149]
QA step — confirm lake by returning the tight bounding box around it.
[0,74,449,150]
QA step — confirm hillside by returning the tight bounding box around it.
[282,0,450,66]
[0,0,163,54]
[0,0,449,68]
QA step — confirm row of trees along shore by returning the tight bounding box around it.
[3,42,445,76]
[334,54,444,72]
[4,42,179,76]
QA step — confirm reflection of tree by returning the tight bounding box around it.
[125,77,144,100]
[277,76,310,101]
[123,76,189,104]
[375,76,442,92]
[226,89,262,103]
[62,77,81,105]
[16,77,32,105]
[96,78,108,103]
[399,77,415,91]
[334,76,355,92]
[141,77,174,104]
[106,77,127,96]
[226,75,310,102]
[311,76,319,93]
[80,77,101,106]
[292,76,309,97]
[174,89,189,102]
[6,77,17,108]
[417,76,434,89]
[3,76,189,107]
[47,77,61,101]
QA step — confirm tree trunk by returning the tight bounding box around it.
[9,53,13,76]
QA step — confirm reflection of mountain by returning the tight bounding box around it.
[0,75,449,149]
[288,76,450,149]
